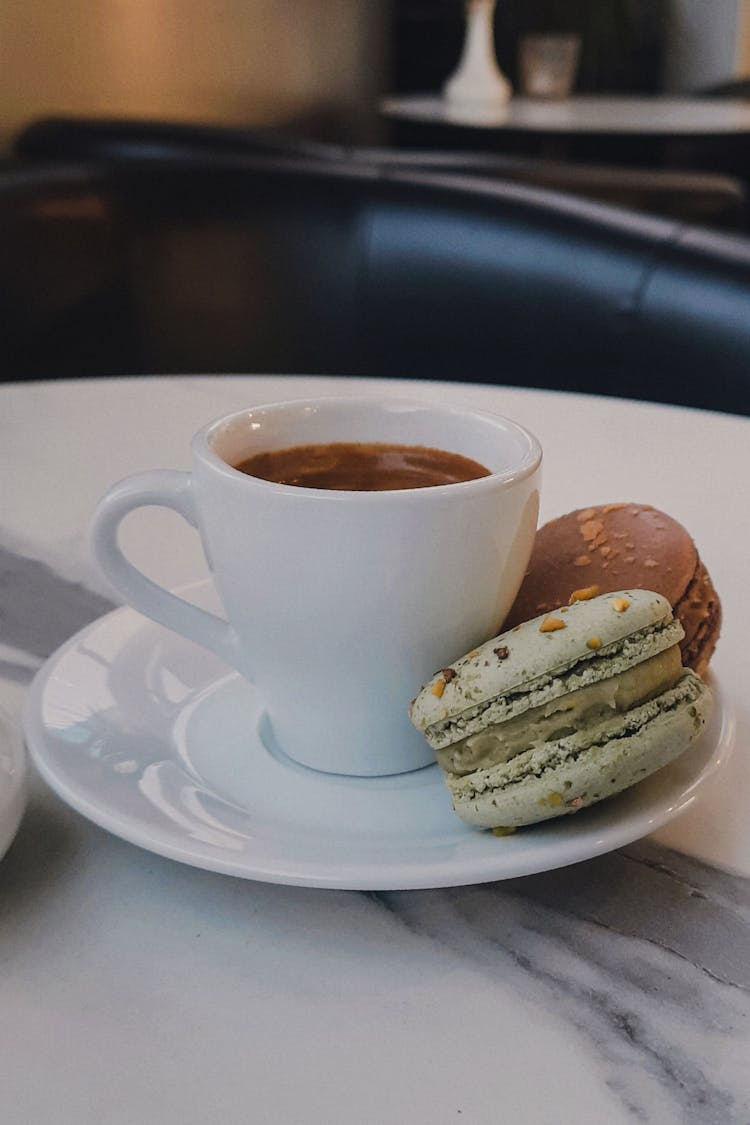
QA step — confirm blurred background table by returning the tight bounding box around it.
[382,93,750,136]
[381,93,750,176]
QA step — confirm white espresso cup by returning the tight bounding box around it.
[91,397,541,776]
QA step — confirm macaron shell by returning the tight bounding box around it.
[448,670,712,829]
[409,588,677,740]
[674,558,722,677]
[503,503,693,619]
[502,503,721,676]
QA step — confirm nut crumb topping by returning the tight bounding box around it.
[493,646,510,660]
[577,508,597,522]
[569,585,600,603]
[540,616,566,633]
[586,636,602,649]
[580,519,605,542]
[574,554,591,567]
[430,680,446,698]
[439,668,457,683]
[611,597,630,612]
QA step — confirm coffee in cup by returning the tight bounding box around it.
[234,441,491,491]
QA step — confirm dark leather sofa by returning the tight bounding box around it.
[15,115,748,231]
[3,151,750,415]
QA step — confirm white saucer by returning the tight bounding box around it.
[23,582,735,890]
[0,706,28,862]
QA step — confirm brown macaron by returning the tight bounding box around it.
[503,503,721,676]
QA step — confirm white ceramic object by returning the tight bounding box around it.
[444,0,512,108]
[90,397,541,778]
[0,707,27,862]
[23,584,734,891]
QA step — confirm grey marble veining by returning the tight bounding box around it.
[0,656,37,684]
[373,843,750,1123]
[0,541,114,677]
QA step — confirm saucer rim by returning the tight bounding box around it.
[22,590,735,890]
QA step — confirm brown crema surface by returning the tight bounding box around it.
[502,503,721,675]
[234,441,491,491]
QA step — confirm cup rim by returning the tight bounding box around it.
[193,395,542,501]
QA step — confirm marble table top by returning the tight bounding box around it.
[1,375,748,1124]
[381,93,750,135]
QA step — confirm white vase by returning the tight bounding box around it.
[443,0,512,107]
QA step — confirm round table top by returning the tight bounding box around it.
[2,375,749,1124]
[381,93,750,135]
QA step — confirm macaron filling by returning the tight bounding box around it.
[423,617,684,750]
[436,644,683,776]
[446,668,709,825]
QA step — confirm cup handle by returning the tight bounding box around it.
[90,470,241,670]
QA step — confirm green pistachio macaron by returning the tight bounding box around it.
[408,589,712,830]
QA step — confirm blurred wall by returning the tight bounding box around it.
[0,0,390,143]
[663,0,743,91]
[737,0,750,72]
